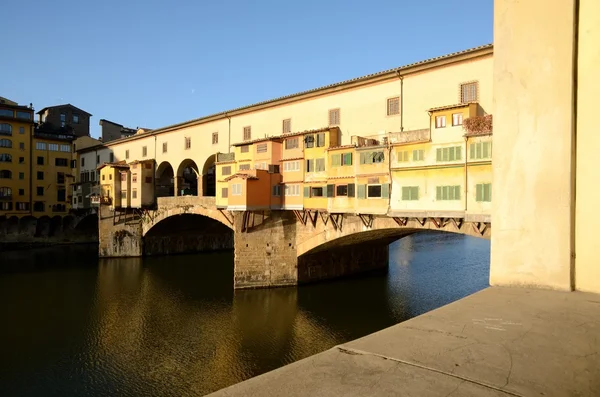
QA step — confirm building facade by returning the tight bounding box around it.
[37,104,91,138]
[0,97,35,216]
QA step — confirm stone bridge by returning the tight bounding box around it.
[98,196,490,289]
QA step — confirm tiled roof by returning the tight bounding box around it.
[280,157,305,162]
[428,102,476,112]
[281,126,334,139]
[105,44,492,146]
[231,136,283,147]
[327,144,356,151]
[97,162,129,170]
[224,173,259,181]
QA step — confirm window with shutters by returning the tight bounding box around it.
[232,183,242,196]
[239,164,250,171]
[185,137,192,149]
[283,161,299,172]
[120,173,127,182]
[387,97,400,116]
[401,186,419,201]
[412,149,424,161]
[357,184,366,199]
[336,185,348,196]
[342,152,352,166]
[162,142,167,153]
[436,146,462,162]
[222,166,232,176]
[326,184,335,197]
[311,187,324,197]
[285,184,300,196]
[132,189,138,199]
[360,151,385,164]
[460,81,478,103]
[436,185,461,200]
[285,138,298,149]
[125,150,129,159]
[316,132,326,147]
[475,183,492,202]
[328,108,340,126]
[452,113,463,126]
[142,146,147,157]
[347,183,355,197]
[331,154,341,167]
[132,174,138,183]
[435,116,446,128]
[256,143,267,153]
[272,185,281,196]
[315,158,325,172]
[212,132,218,145]
[282,119,291,134]
[254,162,267,170]
[304,134,314,148]
[243,126,251,141]
[469,142,492,160]
[240,145,249,153]
[397,151,409,162]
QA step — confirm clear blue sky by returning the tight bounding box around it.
[3,0,493,138]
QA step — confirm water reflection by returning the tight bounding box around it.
[0,232,490,396]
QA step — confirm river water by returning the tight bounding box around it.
[0,232,489,396]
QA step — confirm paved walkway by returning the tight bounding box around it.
[208,287,600,396]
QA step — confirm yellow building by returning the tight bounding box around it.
[0,97,34,217]
[31,127,75,215]
[302,127,340,211]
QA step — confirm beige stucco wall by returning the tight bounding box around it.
[490,0,576,290]
[575,0,600,293]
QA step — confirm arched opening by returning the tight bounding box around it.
[7,216,19,234]
[35,216,51,238]
[201,154,216,197]
[19,216,36,236]
[74,213,99,239]
[176,159,199,196]
[144,213,233,256]
[49,216,62,237]
[156,161,175,197]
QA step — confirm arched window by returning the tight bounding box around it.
[0,153,12,162]
[0,124,12,135]
[0,139,12,148]
[0,187,12,198]
[0,170,11,179]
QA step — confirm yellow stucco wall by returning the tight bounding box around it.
[491,0,576,290]
[574,0,600,293]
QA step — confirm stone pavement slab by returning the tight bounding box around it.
[208,287,600,397]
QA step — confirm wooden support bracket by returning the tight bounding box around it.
[393,217,408,227]
[450,217,463,230]
[358,214,374,228]
[330,214,343,231]
[218,209,234,227]
[293,210,308,225]
[307,210,319,227]
[415,217,427,227]
[319,211,329,226]
[471,222,489,236]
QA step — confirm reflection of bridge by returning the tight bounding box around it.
[98,195,489,289]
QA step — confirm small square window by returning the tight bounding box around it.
[282,119,291,133]
[185,137,192,149]
[387,97,400,116]
[328,109,340,126]
[212,133,218,145]
[243,126,251,141]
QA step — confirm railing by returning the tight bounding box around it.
[351,129,430,147]
[217,152,235,162]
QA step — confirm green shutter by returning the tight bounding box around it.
[304,186,310,198]
[347,183,355,197]
[455,146,462,160]
[411,187,419,200]
[476,143,482,159]
[401,187,408,200]
[381,183,390,198]
[327,184,335,197]
[485,183,492,202]
[342,152,352,165]
[436,186,442,200]
[483,142,490,158]
[455,185,461,200]
[357,184,366,199]
[449,147,455,161]
[469,143,475,159]
[436,148,442,162]
[476,184,483,202]
[359,152,365,164]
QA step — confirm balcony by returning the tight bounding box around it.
[217,152,235,162]
[463,115,493,137]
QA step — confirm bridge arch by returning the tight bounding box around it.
[296,214,490,258]
[156,161,175,197]
[143,212,234,256]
